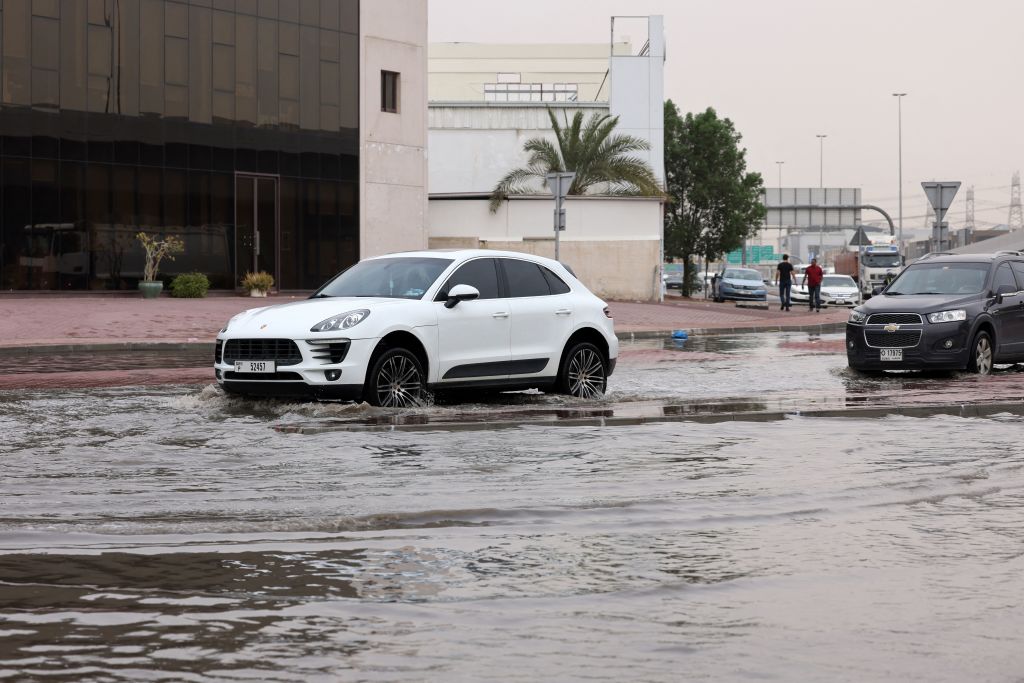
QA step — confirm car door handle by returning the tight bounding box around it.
[555,309,572,316]
[492,312,509,319]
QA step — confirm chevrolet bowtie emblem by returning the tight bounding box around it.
[884,323,900,333]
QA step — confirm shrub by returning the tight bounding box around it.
[170,272,210,298]
[241,270,274,292]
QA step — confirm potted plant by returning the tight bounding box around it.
[241,270,274,297]
[136,232,184,299]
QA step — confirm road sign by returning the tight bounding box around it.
[726,246,776,264]
[545,172,576,259]
[921,182,961,223]
[849,226,870,247]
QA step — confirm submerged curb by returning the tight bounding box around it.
[0,323,847,356]
[278,400,1024,434]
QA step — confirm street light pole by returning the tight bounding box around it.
[816,134,827,188]
[893,93,907,253]
[776,161,784,258]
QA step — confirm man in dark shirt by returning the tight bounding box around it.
[776,254,795,311]
[802,257,824,312]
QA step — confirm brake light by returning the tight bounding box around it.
[603,306,612,319]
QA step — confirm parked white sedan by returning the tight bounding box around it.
[792,274,861,307]
[214,250,618,406]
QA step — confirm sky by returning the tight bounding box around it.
[428,0,1024,238]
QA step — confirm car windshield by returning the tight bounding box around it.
[885,262,988,296]
[822,275,856,287]
[863,253,901,268]
[724,269,760,281]
[314,257,453,299]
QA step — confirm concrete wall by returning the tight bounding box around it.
[609,16,665,185]
[428,43,616,102]
[428,103,609,195]
[429,196,662,300]
[360,0,429,257]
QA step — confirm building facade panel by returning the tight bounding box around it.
[0,0,361,291]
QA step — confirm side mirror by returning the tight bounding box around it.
[872,286,883,296]
[444,283,480,309]
[994,283,1015,304]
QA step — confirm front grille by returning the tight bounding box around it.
[215,340,223,364]
[866,313,923,325]
[865,330,922,348]
[223,339,303,366]
[306,339,351,364]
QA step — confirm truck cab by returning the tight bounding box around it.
[859,245,903,297]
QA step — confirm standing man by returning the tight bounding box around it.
[803,257,824,312]
[776,254,795,311]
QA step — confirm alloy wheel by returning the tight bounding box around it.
[374,353,424,407]
[975,336,993,375]
[567,347,606,398]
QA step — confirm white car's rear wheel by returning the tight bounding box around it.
[558,342,607,399]
[365,348,426,407]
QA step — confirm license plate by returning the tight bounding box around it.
[879,348,902,362]
[234,360,276,373]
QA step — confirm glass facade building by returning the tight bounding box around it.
[0,0,359,291]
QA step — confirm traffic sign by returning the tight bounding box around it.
[921,182,961,224]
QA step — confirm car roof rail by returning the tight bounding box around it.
[995,250,1024,257]
[917,252,954,261]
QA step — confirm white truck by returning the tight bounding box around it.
[834,244,902,298]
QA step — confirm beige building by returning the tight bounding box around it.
[427,17,666,301]
[361,0,429,258]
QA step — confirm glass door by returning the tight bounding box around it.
[235,174,279,289]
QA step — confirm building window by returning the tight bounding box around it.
[484,82,578,103]
[381,70,400,113]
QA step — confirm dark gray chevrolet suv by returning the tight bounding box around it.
[846,252,1024,374]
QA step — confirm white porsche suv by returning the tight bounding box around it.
[214,250,618,406]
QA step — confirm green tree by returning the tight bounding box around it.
[489,108,663,212]
[663,102,765,296]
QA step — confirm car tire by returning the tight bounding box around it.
[364,347,426,407]
[558,342,607,399]
[967,330,994,376]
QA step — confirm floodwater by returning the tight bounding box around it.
[2,334,1024,681]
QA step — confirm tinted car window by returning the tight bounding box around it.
[503,258,551,297]
[541,266,571,294]
[992,263,1017,293]
[1009,261,1024,289]
[437,258,501,300]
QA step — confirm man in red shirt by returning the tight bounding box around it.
[802,257,824,312]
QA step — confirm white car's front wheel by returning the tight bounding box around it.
[559,342,607,399]
[365,348,426,407]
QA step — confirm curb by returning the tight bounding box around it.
[277,400,1024,434]
[617,321,846,341]
[0,323,848,356]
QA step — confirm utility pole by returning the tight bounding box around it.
[892,93,906,249]
[1010,171,1023,231]
[816,134,827,188]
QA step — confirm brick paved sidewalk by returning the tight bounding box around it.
[0,294,848,350]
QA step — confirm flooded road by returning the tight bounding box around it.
[2,334,1024,680]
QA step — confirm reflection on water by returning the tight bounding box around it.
[3,381,1024,680]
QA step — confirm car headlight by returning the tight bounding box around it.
[311,309,370,332]
[849,309,867,324]
[927,309,967,323]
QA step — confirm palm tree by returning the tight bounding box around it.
[489,108,663,213]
